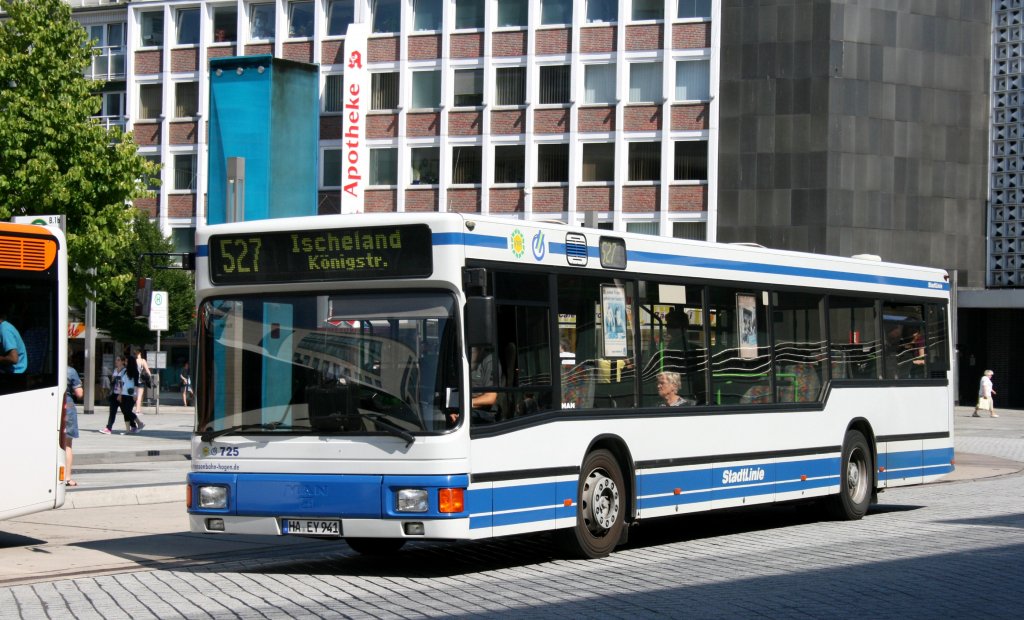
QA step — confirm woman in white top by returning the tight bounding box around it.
[99,355,142,434]
[974,369,998,418]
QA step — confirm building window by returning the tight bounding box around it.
[370,148,398,186]
[584,64,616,104]
[412,70,441,109]
[250,3,276,40]
[372,0,400,34]
[453,69,483,107]
[322,149,342,187]
[371,72,399,110]
[139,83,162,119]
[174,82,198,118]
[176,8,200,45]
[288,1,314,38]
[541,0,573,25]
[173,154,197,191]
[582,143,615,182]
[629,62,663,103]
[411,147,440,184]
[628,142,661,181]
[413,0,442,31]
[494,145,525,183]
[626,222,659,236]
[495,67,526,106]
[324,75,344,112]
[587,0,617,23]
[675,60,710,101]
[632,0,663,21]
[452,146,482,184]
[497,0,528,27]
[539,65,571,104]
[455,0,484,29]
[141,154,161,191]
[170,227,197,253]
[328,0,355,36]
[674,141,707,181]
[673,221,706,240]
[678,0,712,19]
[140,11,164,47]
[212,7,238,42]
[102,92,125,118]
[91,22,125,49]
[538,143,569,183]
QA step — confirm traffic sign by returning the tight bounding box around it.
[149,290,169,331]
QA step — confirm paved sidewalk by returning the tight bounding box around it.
[65,400,193,508]
[62,404,1023,509]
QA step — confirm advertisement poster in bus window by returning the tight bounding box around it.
[601,285,627,358]
[737,293,758,359]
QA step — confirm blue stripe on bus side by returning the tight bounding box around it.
[432,232,507,249]
[197,244,209,257]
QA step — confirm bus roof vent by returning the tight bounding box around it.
[852,254,882,261]
[564,233,589,266]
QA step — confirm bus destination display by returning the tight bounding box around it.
[209,224,433,284]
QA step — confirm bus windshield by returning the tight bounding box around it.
[197,291,459,437]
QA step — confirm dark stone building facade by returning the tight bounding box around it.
[716,0,991,287]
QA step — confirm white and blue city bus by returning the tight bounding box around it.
[187,214,953,558]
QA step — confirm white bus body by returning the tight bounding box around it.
[0,222,68,520]
[189,214,952,557]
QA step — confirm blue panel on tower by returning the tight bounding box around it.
[207,55,318,224]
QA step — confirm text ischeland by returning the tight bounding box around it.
[290,230,404,272]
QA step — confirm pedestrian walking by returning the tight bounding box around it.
[180,361,192,406]
[973,369,998,418]
[134,347,153,415]
[99,355,143,434]
[64,360,84,487]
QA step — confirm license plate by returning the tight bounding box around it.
[283,519,341,536]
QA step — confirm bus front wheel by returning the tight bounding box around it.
[828,429,872,520]
[558,449,625,559]
[345,537,406,555]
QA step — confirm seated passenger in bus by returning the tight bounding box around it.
[469,346,497,423]
[0,310,28,374]
[656,371,693,407]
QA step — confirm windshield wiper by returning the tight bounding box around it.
[200,421,291,443]
[364,414,416,448]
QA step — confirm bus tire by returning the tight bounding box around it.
[827,429,872,520]
[345,537,406,555]
[558,449,625,559]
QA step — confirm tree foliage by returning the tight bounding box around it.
[96,211,194,345]
[0,0,160,304]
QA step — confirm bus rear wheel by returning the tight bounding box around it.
[827,429,872,520]
[345,537,406,555]
[558,449,625,559]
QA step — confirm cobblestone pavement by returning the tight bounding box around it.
[2,411,1023,618]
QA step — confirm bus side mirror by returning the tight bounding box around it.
[465,296,494,347]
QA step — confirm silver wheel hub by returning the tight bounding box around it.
[847,450,867,503]
[583,470,620,533]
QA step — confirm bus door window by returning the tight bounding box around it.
[924,303,949,375]
[828,296,880,380]
[882,303,926,379]
[555,274,636,410]
[771,291,825,402]
[0,282,58,394]
[708,286,771,405]
[488,271,553,421]
[637,281,707,407]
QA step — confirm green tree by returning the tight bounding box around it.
[96,212,194,345]
[0,0,159,304]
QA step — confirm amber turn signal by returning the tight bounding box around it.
[438,488,465,513]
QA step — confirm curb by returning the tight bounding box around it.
[75,449,192,466]
[62,484,184,509]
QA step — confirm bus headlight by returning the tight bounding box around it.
[198,485,228,509]
[396,489,428,512]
